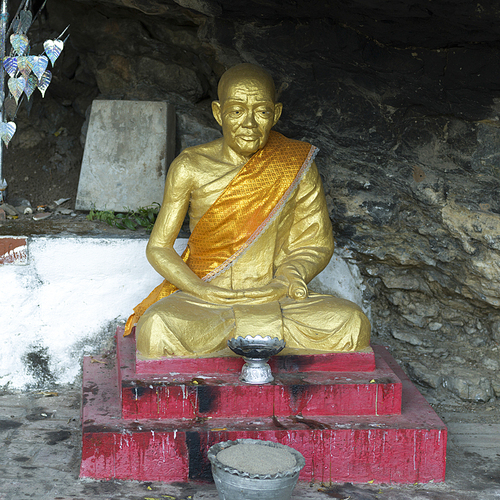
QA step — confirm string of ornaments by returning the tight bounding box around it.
[1,7,68,148]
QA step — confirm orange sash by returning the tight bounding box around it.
[124,131,317,335]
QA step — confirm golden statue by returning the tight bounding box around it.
[125,63,370,358]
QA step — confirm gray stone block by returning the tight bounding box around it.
[442,368,493,402]
[76,100,175,212]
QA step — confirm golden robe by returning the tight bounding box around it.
[133,132,370,358]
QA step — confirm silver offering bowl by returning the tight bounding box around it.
[228,335,286,384]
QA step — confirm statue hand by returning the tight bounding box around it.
[275,268,308,300]
[189,278,305,305]
[235,280,288,304]
[288,278,308,300]
[190,282,246,304]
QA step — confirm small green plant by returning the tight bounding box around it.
[87,203,160,231]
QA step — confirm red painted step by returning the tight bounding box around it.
[123,357,401,420]
[80,345,446,484]
[130,328,377,375]
[118,330,401,419]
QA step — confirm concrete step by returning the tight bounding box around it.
[80,344,447,484]
[117,329,402,419]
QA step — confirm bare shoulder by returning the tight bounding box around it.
[177,139,223,171]
[165,146,203,183]
[165,139,223,194]
[163,149,197,200]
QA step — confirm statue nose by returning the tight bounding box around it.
[242,111,258,127]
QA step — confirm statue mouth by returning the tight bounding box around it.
[238,134,260,140]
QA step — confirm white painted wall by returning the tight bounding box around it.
[1,236,164,389]
[0,237,367,390]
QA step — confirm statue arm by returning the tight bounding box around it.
[146,154,245,303]
[146,153,199,291]
[274,161,334,298]
[236,162,333,303]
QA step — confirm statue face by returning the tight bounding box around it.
[213,77,282,158]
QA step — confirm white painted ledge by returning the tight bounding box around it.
[0,236,368,389]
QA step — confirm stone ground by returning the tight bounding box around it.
[1,385,500,500]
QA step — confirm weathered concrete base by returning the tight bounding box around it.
[0,234,164,389]
[2,383,500,500]
[80,331,446,484]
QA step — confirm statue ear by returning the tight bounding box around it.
[212,101,223,126]
[273,102,283,126]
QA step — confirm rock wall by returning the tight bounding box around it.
[28,0,500,401]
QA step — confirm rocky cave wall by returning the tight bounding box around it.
[13,0,500,402]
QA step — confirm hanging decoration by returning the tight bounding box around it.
[31,55,48,79]
[37,70,51,97]
[10,33,28,55]
[0,120,15,146]
[16,55,30,77]
[3,56,17,77]
[0,1,69,202]
[0,1,69,150]
[7,75,24,104]
[24,73,36,99]
[11,9,31,34]
[43,39,64,66]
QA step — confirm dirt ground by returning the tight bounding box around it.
[2,98,84,210]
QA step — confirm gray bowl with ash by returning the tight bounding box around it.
[208,438,305,500]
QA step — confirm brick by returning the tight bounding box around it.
[0,236,27,265]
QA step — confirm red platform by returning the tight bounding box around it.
[80,328,447,484]
[118,331,401,420]
[135,344,376,374]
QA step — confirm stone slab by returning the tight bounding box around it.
[80,346,447,484]
[76,100,175,212]
[117,330,401,419]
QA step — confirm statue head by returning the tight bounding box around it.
[212,63,283,159]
